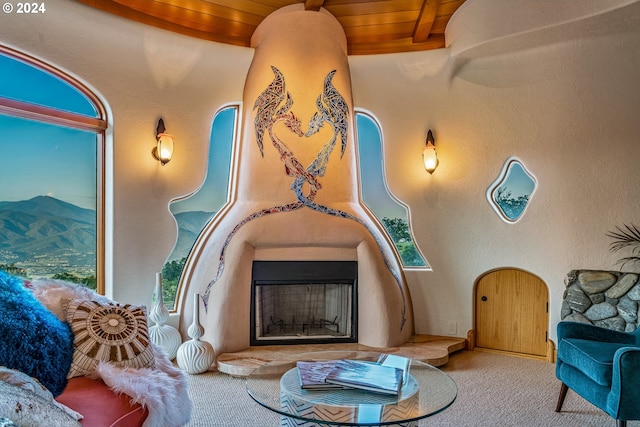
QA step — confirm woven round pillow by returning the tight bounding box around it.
[63,299,155,378]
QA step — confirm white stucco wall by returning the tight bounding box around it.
[349,0,640,342]
[2,0,639,344]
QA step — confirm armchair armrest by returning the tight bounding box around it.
[557,321,636,345]
[607,347,640,420]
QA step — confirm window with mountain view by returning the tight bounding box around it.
[0,47,106,292]
[356,112,428,268]
[160,106,237,309]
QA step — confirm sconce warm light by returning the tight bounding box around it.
[422,129,438,174]
[152,118,174,166]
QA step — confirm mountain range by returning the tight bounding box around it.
[169,210,215,262]
[0,196,96,266]
[0,195,214,269]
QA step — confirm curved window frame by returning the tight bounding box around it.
[487,157,537,224]
[0,45,108,293]
[162,105,239,311]
[355,110,429,270]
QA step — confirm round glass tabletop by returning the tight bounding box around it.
[246,350,457,426]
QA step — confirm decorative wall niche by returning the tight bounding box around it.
[487,157,537,223]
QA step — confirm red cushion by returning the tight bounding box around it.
[56,377,148,427]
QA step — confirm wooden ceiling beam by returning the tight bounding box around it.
[412,0,440,43]
[304,0,325,12]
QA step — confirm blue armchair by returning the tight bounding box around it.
[555,321,640,427]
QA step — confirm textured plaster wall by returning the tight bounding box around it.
[349,0,640,342]
[2,0,639,343]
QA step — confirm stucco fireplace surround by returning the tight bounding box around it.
[178,4,414,357]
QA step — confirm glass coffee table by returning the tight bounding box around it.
[246,350,457,426]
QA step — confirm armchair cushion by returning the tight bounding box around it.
[608,347,640,420]
[558,338,624,387]
[557,320,638,344]
[556,321,640,423]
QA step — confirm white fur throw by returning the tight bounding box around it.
[27,279,192,427]
[27,278,113,321]
[94,343,191,427]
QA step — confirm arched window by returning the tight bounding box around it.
[0,46,107,292]
[161,106,238,309]
[356,111,428,269]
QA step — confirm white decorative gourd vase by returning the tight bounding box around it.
[149,272,182,360]
[176,293,215,374]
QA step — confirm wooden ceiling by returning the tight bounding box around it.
[77,0,466,55]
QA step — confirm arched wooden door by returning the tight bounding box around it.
[475,268,549,357]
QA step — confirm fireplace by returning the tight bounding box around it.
[178,5,415,355]
[250,261,357,345]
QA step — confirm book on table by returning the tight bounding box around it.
[296,360,350,390]
[324,359,404,395]
[376,353,411,384]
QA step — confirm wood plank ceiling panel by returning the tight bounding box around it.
[75,0,467,54]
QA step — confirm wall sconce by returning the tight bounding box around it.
[422,129,438,174]
[152,118,174,165]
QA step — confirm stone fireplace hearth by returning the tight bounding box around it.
[177,4,414,357]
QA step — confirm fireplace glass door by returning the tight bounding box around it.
[251,261,357,345]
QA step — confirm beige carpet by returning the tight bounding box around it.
[185,350,639,426]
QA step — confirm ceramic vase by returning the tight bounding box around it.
[149,272,182,360]
[176,293,215,374]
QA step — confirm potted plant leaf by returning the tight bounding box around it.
[607,223,640,270]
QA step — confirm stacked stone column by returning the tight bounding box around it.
[562,270,640,332]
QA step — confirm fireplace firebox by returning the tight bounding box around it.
[250,261,358,346]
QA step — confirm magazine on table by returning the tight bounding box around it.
[324,359,404,395]
[296,360,351,390]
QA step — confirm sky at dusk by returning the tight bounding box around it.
[0,54,96,117]
[356,113,407,220]
[0,115,97,209]
[170,107,235,214]
[0,53,98,210]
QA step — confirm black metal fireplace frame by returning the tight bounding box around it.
[250,260,358,346]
